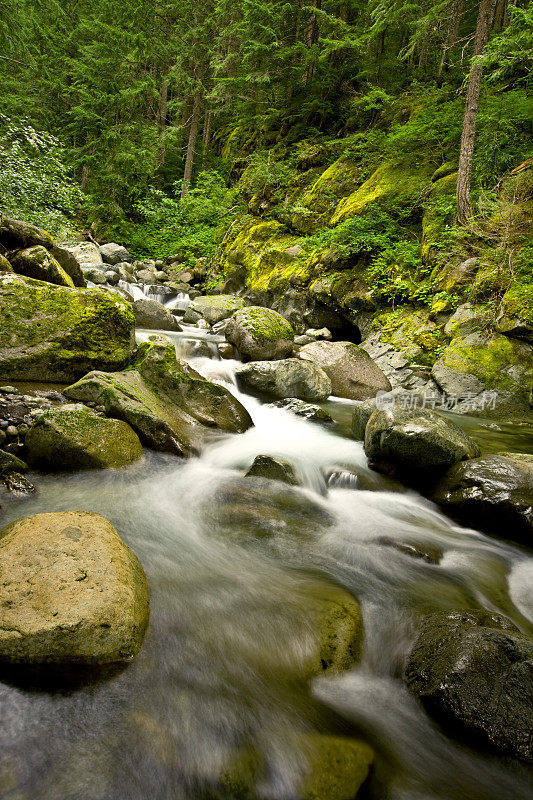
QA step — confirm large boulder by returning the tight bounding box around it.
[10,245,75,288]
[0,274,135,382]
[430,453,533,544]
[132,298,182,332]
[50,245,86,287]
[0,255,13,273]
[0,216,54,251]
[364,406,481,483]
[236,358,331,401]
[226,306,294,361]
[299,341,391,400]
[64,241,104,271]
[0,511,149,665]
[99,242,131,265]
[190,294,246,325]
[404,610,533,763]
[432,332,533,415]
[25,405,143,470]
[64,338,252,456]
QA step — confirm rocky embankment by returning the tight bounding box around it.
[0,214,532,788]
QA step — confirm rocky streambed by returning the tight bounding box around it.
[0,218,532,800]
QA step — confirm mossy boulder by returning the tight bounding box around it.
[364,406,481,484]
[430,453,533,545]
[25,405,143,470]
[431,256,479,294]
[10,245,75,287]
[0,255,13,273]
[431,332,533,414]
[190,294,246,325]
[330,161,433,226]
[372,308,446,365]
[305,586,364,679]
[299,341,391,400]
[291,155,361,233]
[0,216,54,251]
[236,358,331,401]
[0,274,135,382]
[404,610,533,763]
[0,511,149,664]
[226,306,294,360]
[0,450,28,475]
[50,245,86,287]
[64,338,252,456]
[498,283,533,343]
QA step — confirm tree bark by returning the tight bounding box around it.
[456,0,497,224]
[181,86,203,199]
[437,0,463,78]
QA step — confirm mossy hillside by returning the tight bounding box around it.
[502,283,533,326]
[291,155,361,233]
[372,307,447,365]
[421,171,457,263]
[0,274,135,381]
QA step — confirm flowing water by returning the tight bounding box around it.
[0,329,532,800]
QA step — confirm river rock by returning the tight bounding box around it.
[64,241,103,270]
[83,267,107,284]
[10,245,75,288]
[299,341,391,400]
[306,586,364,678]
[226,306,294,361]
[136,268,157,284]
[236,359,331,401]
[245,455,300,485]
[190,294,246,325]
[64,337,252,456]
[0,274,135,382]
[50,245,86,287]
[364,406,481,483]
[0,511,149,664]
[404,610,533,763]
[132,298,182,331]
[0,450,28,475]
[99,243,131,265]
[0,216,54,251]
[269,398,333,423]
[105,270,120,285]
[25,405,143,470]
[351,398,378,439]
[429,453,533,544]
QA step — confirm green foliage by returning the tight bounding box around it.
[0,115,82,236]
[114,170,239,262]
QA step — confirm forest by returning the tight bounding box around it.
[0,2,532,800]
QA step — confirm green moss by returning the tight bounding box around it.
[233,306,294,341]
[431,162,457,182]
[305,588,364,679]
[373,307,446,365]
[300,735,373,800]
[421,172,457,263]
[502,283,533,325]
[292,155,361,233]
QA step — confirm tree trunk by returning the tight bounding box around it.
[201,108,213,168]
[157,79,168,178]
[456,0,497,224]
[437,0,463,77]
[181,87,203,199]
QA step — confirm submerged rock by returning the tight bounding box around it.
[430,453,533,544]
[364,406,480,483]
[132,298,182,331]
[226,306,295,361]
[10,245,75,288]
[305,587,364,679]
[65,338,252,456]
[190,294,246,325]
[404,610,533,763]
[245,455,300,486]
[0,274,135,382]
[0,511,149,664]
[1,471,35,494]
[299,341,391,400]
[25,405,143,470]
[236,359,331,401]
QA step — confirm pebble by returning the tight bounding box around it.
[6,426,18,438]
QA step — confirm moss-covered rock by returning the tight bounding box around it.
[245,454,300,485]
[0,450,28,475]
[64,338,252,456]
[226,306,294,360]
[0,255,13,273]
[372,308,446,365]
[0,216,54,251]
[432,256,479,294]
[305,586,364,679]
[330,161,433,225]
[291,155,361,233]
[431,332,533,413]
[190,294,246,324]
[498,283,533,342]
[0,274,135,382]
[10,245,75,287]
[0,511,149,665]
[25,405,143,470]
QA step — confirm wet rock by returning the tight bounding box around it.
[105,270,120,286]
[226,306,294,361]
[64,338,252,457]
[0,450,28,475]
[351,399,378,440]
[375,536,442,564]
[306,587,364,678]
[404,610,533,763]
[99,243,131,265]
[182,307,202,324]
[0,511,149,664]
[269,398,333,423]
[132,298,182,331]
[299,341,391,400]
[190,294,246,325]
[1,472,35,494]
[0,216,54,251]
[245,455,300,485]
[10,245,75,288]
[219,342,236,359]
[0,274,135,382]
[430,453,533,544]
[236,359,331,401]
[25,405,144,470]
[364,406,481,484]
